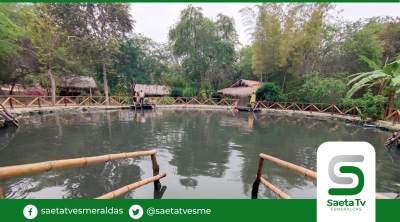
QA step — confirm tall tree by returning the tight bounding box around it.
[340,18,385,74]
[0,3,25,57]
[25,3,65,104]
[380,18,400,64]
[168,5,237,95]
[49,3,134,104]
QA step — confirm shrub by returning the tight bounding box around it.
[182,87,197,98]
[256,83,286,102]
[22,88,47,96]
[170,88,183,97]
[211,91,220,99]
[338,91,387,121]
[162,96,175,104]
[297,73,347,104]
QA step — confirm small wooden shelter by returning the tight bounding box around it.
[56,75,98,97]
[133,84,171,97]
[218,79,262,106]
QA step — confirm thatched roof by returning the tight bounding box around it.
[56,76,97,89]
[218,79,262,97]
[134,84,171,96]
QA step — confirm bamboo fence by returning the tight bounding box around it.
[259,153,317,181]
[0,150,157,179]
[252,153,391,199]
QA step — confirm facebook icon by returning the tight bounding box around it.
[23,205,38,219]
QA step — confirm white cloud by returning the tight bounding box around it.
[130,3,400,45]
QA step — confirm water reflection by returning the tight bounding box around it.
[0,109,398,199]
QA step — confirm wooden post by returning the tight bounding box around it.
[331,105,334,115]
[151,154,161,191]
[310,104,313,114]
[38,97,41,108]
[89,89,92,106]
[8,97,13,110]
[0,181,4,199]
[24,97,27,107]
[251,157,264,199]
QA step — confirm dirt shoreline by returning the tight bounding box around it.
[5,104,400,132]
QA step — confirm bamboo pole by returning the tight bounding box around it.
[0,150,157,179]
[0,182,4,199]
[260,177,291,199]
[376,193,391,199]
[251,157,264,198]
[259,153,317,181]
[151,154,161,190]
[95,173,167,199]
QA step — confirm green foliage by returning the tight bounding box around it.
[347,55,400,114]
[164,75,188,89]
[256,83,285,102]
[162,96,175,104]
[168,5,237,91]
[170,88,183,97]
[339,91,387,121]
[210,91,220,99]
[341,19,385,74]
[246,103,251,107]
[235,46,257,81]
[182,87,197,98]
[297,73,347,103]
[0,4,26,57]
[394,95,400,108]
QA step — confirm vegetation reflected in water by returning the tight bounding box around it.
[0,109,399,199]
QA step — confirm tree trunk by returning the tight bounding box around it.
[48,64,56,105]
[9,83,15,95]
[281,71,287,93]
[386,90,396,118]
[103,62,109,106]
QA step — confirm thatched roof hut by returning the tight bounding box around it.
[218,79,262,106]
[56,76,98,90]
[134,84,171,96]
[218,79,262,97]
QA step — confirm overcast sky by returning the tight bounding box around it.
[130,3,400,46]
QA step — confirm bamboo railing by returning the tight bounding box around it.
[8,94,400,122]
[259,177,291,199]
[251,153,391,199]
[96,173,167,199]
[6,94,400,120]
[0,149,166,199]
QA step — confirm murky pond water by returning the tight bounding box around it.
[0,109,399,199]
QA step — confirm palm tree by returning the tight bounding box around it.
[346,55,400,117]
